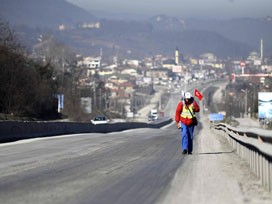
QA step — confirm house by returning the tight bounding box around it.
[119,81,134,95]
[145,67,169,81]
[121,68,138,76]
[77,57,101,68]
[79,22,100,29]
[123,59,141,68]
[200,53,217,64]
[162,59,176,69]
[105,80,119,90]
[98,68,114,76]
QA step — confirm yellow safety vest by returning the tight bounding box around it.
[180,104,195,118]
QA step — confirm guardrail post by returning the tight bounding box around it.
[253,151,256,175]
[259,153,262,179]
[250,150,253,172]
[257,151,260,178]
[261,156,264,187]
[236,140,239,155]
[246,147,249,162]
[269,161,272,192]
[264,158,269,190]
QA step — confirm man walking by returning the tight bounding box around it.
[175,92,200,154]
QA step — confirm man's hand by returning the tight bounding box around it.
[177,122,181,129]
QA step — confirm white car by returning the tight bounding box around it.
[91,116,110,125]
[148,114,158,121]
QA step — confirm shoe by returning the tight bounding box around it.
[182,150,187,154]
[188,152,192,155]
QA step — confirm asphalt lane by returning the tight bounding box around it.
[0,124,189,204]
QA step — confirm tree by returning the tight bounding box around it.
[0,18,24,54]
[0,17,59,119]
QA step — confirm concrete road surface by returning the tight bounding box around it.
[0,81,271,203]
[0,126,183,204]
[1,119,271,204]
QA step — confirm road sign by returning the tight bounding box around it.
[240,61,246,67]
[172,65,182,73]
[57,94,64,113]
[209,113,224,121]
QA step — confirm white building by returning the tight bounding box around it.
[123,60,140,68]
[121,68,138,76]
[200,53,217,64]
[80,22,100,29]
[77,57,101,68]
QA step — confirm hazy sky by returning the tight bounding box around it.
[66,0,272,19]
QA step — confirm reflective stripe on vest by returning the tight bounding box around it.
[180,104,195,118]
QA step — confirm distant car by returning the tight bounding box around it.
[91,116,110,125]
[148,115,158,121]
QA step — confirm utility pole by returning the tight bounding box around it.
[260,38,263,63]
[245,89,248,117]
[93,81,96,106]
[241,89,248,117]
[99,88,102,109]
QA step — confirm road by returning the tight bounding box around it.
[0,81,271,204]
[1,119,271,204]
[0,125,188,204]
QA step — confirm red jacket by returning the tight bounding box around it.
[175,98,200,126]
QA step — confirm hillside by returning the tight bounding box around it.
[0,0,96,29]
[185,17,272,54]
[0,1,271,58]
[150,15,272,56]
[55,19,252,59]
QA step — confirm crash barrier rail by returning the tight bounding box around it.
[0,119,172,143]
[211,123,272,192]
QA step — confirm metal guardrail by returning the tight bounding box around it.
[211,123,272,193]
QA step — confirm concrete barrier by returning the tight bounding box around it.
[0,119,172,143]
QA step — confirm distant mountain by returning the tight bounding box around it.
[88,9,152,21]
[149,15,186,31]
[0,0,96,29]
[55,18,251,59]
[1,1,271,59]
[149,15,272,57]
